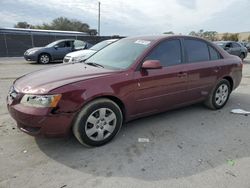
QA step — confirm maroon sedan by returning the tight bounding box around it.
[7,35,242,147]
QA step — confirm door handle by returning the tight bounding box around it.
[177,72,187,78]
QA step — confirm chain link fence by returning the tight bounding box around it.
[0,31,120,57]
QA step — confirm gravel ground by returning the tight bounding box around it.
[0,56,250,188]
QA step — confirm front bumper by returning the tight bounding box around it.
[7,103,76,137]
[24,54,37,61]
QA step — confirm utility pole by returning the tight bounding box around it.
[98,1,101,36]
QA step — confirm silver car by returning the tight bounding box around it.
[214,41,248,60]
[63,39,119,64]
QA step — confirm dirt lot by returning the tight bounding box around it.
[0,57,250,188]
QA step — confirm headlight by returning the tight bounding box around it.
[20,94,62,108]
[28,50,37,55]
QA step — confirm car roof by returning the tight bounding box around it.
[103,38,119,42]
[215,41,236,43]
[125,35,211,42]
[54,39,79,42]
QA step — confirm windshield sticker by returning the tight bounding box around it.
[135,40,151,45]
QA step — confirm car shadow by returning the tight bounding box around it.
[35,93,250,181]
[29,61,63,65]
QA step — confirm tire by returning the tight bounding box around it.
[239,53,245,60]
[38,53,51,64]
[204,79,231,110]
[73,98,123,147]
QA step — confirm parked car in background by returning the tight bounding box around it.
[24,39,92,64]
[214,41,248,60]
[246,43,250,52]
[239,42,248,47]
[239,42,250,52]
[63,39,119,64]
[8,35,242,147]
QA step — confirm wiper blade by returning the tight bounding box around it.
[85,62,104,68]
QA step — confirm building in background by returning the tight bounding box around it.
[217,32,250,41]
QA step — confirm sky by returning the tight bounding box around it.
[0,0,249,36]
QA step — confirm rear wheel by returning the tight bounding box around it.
[73,98,123,147]
[38,53,50,64]
[205,79,231,110]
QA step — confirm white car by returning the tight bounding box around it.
[63,39,119,64]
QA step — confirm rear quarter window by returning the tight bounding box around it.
[208,46,222,60]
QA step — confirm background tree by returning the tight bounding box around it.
[14,22,34,29]
[221,33,239,41]
[163,31,174,34]
[248,35,250,42]
[189,29,218,41]
[14,17,97,35]
[222,33,229,41]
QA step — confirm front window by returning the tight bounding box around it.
[86,38,152,70]
[46,41,59,48]
[145,39,182,67]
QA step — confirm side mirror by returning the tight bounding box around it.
[54,45,59,49]
[142,60,162,69]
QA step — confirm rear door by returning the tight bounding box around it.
[232,42,242,57]
[133,39,188,116]
[183,38,223,102]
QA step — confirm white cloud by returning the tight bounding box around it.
[0,0,248,35]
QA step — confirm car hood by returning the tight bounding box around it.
[14,63,116,94]
[66,49,96,58]
[26,47,43,52]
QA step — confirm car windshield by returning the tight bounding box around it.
[46,41,59,47]
[86,38,152,70]
[90,40,116,51]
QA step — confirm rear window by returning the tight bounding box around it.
[185,39,210,63]
[74,40,86,48]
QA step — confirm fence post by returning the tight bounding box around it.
[31,34,34,47]
[3,34,9,57]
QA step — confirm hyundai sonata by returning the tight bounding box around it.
[7,35,242,147]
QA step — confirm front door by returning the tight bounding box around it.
[53,41,73,60]
[132,39,188,117]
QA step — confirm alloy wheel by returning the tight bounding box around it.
[85,108,117,141]
[215,84,229,106]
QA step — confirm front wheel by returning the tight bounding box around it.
[205,79,231,110]
[73,98,123,147]
[38,54,50,64]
